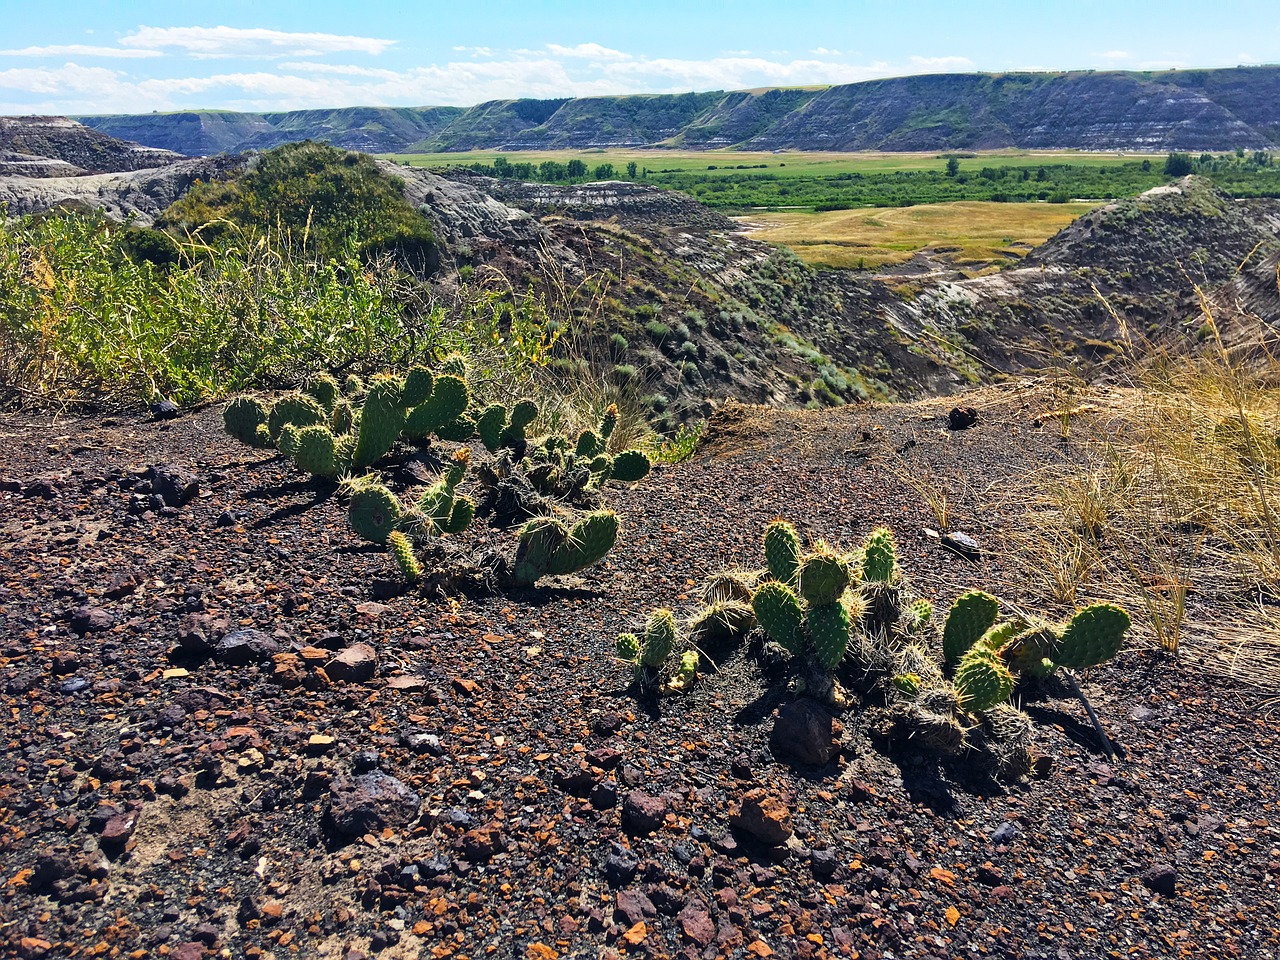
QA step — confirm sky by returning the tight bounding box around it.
[0,1,1277,115]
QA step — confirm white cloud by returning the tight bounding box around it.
[279,61,401,80]
[1098,50,1132,62]
[811,47,841,56]
[545,43,630,61]
[118,26,396,59]
[0,44,161,59]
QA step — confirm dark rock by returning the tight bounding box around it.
[552,763,600,798]
[215,511,238,528]
[214,629,282,665]
[731,788,793,846]
[941,531,981,560]
[1142,863,1177,896]
[679,901,716,946]
[328,773,421,838]
[150,399,180,421]
[351,751,382,774]
[176,613,228,653]
[604,847,639,887]
[615,889,657,925]
[947,405,979,429]
[69,605,114,635]
[810,848,841,880]
[100,808,140,845]
[589,781,618,810]
[23,478,60,500]
[991,821,1020,844]
[460,821,506,862]
[769,698,843,766]
[621,790,668,836]
[401,731,442,756]
[326,643,378,683]
[147,464,198,508]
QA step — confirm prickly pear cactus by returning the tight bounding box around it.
[942,591,1000,669]
[610,449,651,483]
[290,424,341,479]
[1002,624,1057,676]
[702,571,755,605]
[268,394,327,442]
[861,527,898,584]
[278,423,301,458]
[342,374,364,397]
[954,647,1014,712]
[351,375,406,471]
[600,404,619,442]
[476,403,507,452]
[387,530,422,584]
[641,608,677,667]
[665,650,699,692]
[547,511,619,576]
[903,598,933,635]
[305,374,341,413]
[615,633,641,662]
[1052,603,1130,670]
[403,375,469,439]
[807,601,852,670]
[798,548,852,606]
[434,413,475,442]
[752,581,805,654]
[438,352,468,378]
[331,399,356,436]
[688,600,756,648]
[512,517,567,586]
[763,520,802,585]
[501,399,539,447]
[402,366,435,407]
[348,481,403,545]
[575,429,604,459]
[223,396,273,448]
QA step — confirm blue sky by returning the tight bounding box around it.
[1,1,1276,114]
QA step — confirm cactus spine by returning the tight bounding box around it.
[807,602,852,670]
[954,647,1014,712]
[403,374,470,440]
[267,394,327,442]
[387,530,422,584]
[348,481,403,545]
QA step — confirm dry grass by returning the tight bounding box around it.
[740,201,1095,271]
[1001,281,1280,689]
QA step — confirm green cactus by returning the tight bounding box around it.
[331,399,356,436]
[752,581,805,654]
[438,352,468,378]
[410,449,473,537]
[600,403,619,442]
[589,453,613,480]
[807,601,852,670]
[610,449,651,483]
[223,396,273,448]
[501,399,539,447]
[666,650,699,692]
[615,633,641,662]
[798,548,852,606]
[896,643,943,688]
[278,423,301,457]
[402,366,435,407]
[861,527,899,583]
[290,424,342,479]
[434,414,476,442]
[905,704,965,754]
[1052,603,1130,670]
[702,571,755,605]
[268,394,327,442]
[387,530,422,584]
[892,673,922,698]
[512,511,620,585]
[348,481,403,545]
[342,374,364,397]
[403,375,470,439]
[942,590,1001,669]
[305,373,341,413]
[763,520,802,585]
[351,375,406,471]
[442,496,475,535]
[476,403,508,452]
[904,598,934,634]
[575,428,604,459]
[688,600,757,648]
[641,608,677,667]
[954,647,1014,712]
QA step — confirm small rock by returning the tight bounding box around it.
[147,463,199,508]
[460,821,506,862]
[215,511,238,528]
[730,789,793,846]
[621,791,668,836]
[810,848,841,880]
[769,698,843,766]
[679,902,716,946]
[401,732,442,756]
[328,773,420,838]
[101,808,140,845]
[947,405,979,430]
[326,643,378,683]
[991,821,1020,844]
[941,531,981,560]
[69,605,113,635]
[59,678,89,694]
[615,889,657,926]
[176,613,228,653]
[214,629,282,665]
[604,847,639,887]
[1142,863,1177,896]
[552,763,600,798]
[150,399,180,421]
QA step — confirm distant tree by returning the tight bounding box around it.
[1140,159,1152,172]
[594,163,615,180]
[566,159,588,179]
[1237,146,1247,158]
[539,160,566,181]
[492,155,510,176]
[945,156,960,177]
[1163,152,1193,177]
[1252,151,1273,167]
[626,161,638,179]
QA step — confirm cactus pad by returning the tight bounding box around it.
[387,530,422,584]
[641,609,678,667]
[268,394,327,442]
[941,590,1000,669]
[688,600,756,648]
[403,375,469,439]
[476,403,507,452]
[807,601,852,670]
[702,571,755,605]
[291,424,341,478]
[305,374,341,412]
[763,520,802,584]
[223,396,272,448]
[798,549,852,606]
[752,581,805,654]
[600,404,619,441]
[348,482,403,545]
[860,527,898,583]
[512,517,567,586]
[548,511,619,576]
[351,375,406,470]
[501,399,539,447]
[610,449,651,483]
[615,633,640,662]
[402,366,435,407]
[575,429,604,459]
[1053,603,1130,670]
[892,673,922,698]
[954,648,1014,712]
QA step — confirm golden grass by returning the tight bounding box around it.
[738,201,1097,270]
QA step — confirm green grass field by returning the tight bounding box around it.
[740,201,1097,271]
[387,148,1161,180]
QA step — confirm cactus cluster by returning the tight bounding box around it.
[616,609,700,693]
[511,511,620,587]
[517,405,651,499]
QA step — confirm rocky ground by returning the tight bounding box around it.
[2,388,1278,960]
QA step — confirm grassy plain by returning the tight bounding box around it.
[739,200,1097,270]
[388,148,1159,179]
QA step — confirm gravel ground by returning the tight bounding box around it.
[1,387,1278,960]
